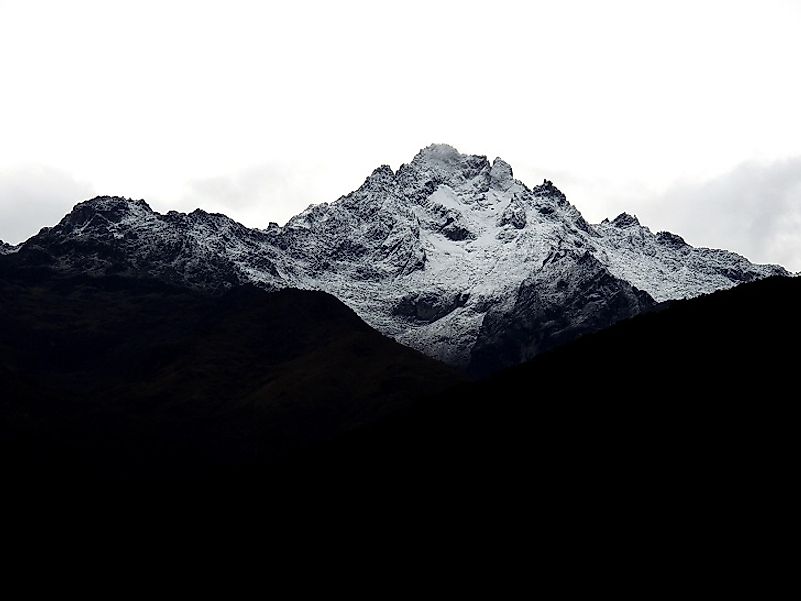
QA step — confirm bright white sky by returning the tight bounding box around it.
[1,0,800,269]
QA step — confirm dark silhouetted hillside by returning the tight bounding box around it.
[0,272,461,481]
[301,275,799,518]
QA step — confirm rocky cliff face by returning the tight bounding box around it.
[4,144,788,372]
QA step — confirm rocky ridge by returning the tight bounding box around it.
[4,144,787,372]
[0,240,18,255]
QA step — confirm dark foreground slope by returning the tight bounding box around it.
[304,275,799,508]
[0,272,461,480]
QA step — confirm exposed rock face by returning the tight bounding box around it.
[469,251,655,375]
[656,231,688,249]
[0,240,18,255]
[3,144,788,371]
[611,212,640,228]
[11,196,283,291]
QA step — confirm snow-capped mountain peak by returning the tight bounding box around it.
[4,145,788,372]
[411,143,469,169]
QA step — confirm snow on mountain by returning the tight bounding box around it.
[17,196,285,291]
[0,240,18,255]
[593,214,781,301]
[6,144,788,372]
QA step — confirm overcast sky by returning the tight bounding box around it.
[1,0,799,269]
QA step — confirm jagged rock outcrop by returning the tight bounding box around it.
[0,240,17,255]
[2,144,788,371]
[11,196,284,291]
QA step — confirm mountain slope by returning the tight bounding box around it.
[3,144,786,371]
[469,250,654,374]
[0,272,461,479]
[301,275,800,510]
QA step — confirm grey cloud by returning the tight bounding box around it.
[644,159,801,272]
[0,165,95,244]
[186,165,287,211]
[180,163,332,229]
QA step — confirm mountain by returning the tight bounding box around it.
[297,274,800,524]
[0,273,461,479]
[2,144,787,372]
[0,240,17,255]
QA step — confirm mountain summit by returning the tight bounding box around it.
[4,145,787,372]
